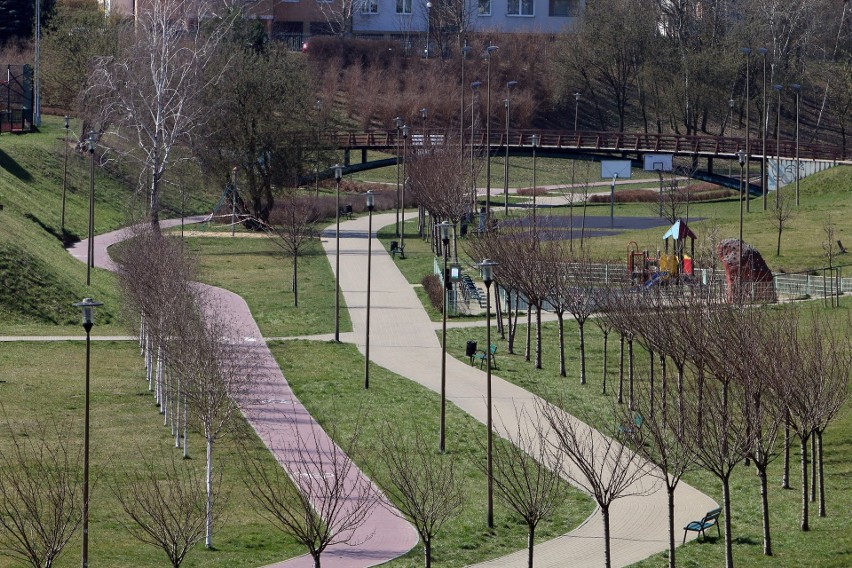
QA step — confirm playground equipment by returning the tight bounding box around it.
[628,218,697,287]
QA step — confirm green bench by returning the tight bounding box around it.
[472,344,497,369]
[683,507,722,543]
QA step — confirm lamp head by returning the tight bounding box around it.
[737,149,746,166]
[574,92,582,101]
[531,134,538,147]
[315,99,322,111]
[438,221,451,243]
[485,45,498,55]
[420,108,427,119]
[478,259,498,284]
[506,80,518,90]
[365,190,375,211]
[394,116,403,129]
[72,297,103,328]
[757,47,768,56]
[729,98,735,108]
[64,115,70,129]
[790,83,801,93]
[402,124,409,138]
[772,84,783,92]
[86,131,96,153]
[470,81,482,90]
[334,163,343,181]
[741,47,752,56]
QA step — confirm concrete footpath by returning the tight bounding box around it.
[324,212,717,568]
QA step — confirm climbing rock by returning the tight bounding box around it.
[716,239,776,303]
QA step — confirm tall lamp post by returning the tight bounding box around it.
[401,125,409,251]
[460,42,471,168]
[483,45,498,223]
[470,81,482,209]
[740,47,751,213]
[790,83,801,206]
[531,134,538,231]
[757,47,768,210]
[315,99,322,197]
[86,131,96,286]
[737,149,746,302]
[503,80,518,216]
[334,164,343,342]
[420,108,428,145]
[772,84,783,208]
[73,297,103,568]
[728,97,735,134]
[438,221,452,453]
[395,116,403,236]
[364,191,375,390]
[479,259,498,529]
[425,1,432,58]
[60,115,70,237]
[573,92,582,131]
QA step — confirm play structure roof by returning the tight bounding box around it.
[663,219,697,241]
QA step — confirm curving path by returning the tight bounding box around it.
[69,219,419,568]
[323,211,718,568]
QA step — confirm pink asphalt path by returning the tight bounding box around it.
[69,219,418,568]
[324,211,718,568]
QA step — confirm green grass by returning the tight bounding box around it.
[444,309,852,568]
[0,341,303,568]
[270,340,595,567]
[188,235,352,337]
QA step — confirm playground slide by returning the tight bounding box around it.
[645,272,668,288]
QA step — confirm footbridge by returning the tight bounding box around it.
[307,129,848,194]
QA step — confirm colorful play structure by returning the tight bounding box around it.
[628,218,696,287]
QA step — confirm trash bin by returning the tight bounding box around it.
[466,340,478,359]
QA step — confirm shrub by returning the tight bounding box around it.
[422,273,443,312]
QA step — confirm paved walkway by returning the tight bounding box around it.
[70,219,418,568]
[324,211,717,568]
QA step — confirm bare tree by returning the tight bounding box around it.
[539,401,653,568]
[0,418,82,568]
[263,193,323,307]
[489,409,566,568]
[112,452,213,568]
[771,189,796,256]
[564,254,598,385]
[375,422,464,568]
[86,0,231,230]
[240,423,379,568]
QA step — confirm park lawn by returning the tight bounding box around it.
[188,234,352,338]
[270,339,595,568]
[444,304,852,568]
[0,340,303,568]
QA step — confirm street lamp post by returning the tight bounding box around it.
[425,1,432,59]
[73,297,103,568]
[334,164,343,342]
[740,47,751,213]
[503,80,518,216]
[61,115,70,238]
[395,116,403,236]
[420,108,428,145]
[573,92,582,131]
[531,134,538,231]
[86,131,96,286]
[470,81,482,209]
[773,84,783,208]
[364,191,375,390]
[438,221,452,453]
[315,99,322,197]
[479,259,498,529]
[728,97,735,134]
[401,125,409,251]
[460,42,471,168]
[484,45,498,223]
[737,149,746,302]
[791,83,801,206]
[758,47,768,210]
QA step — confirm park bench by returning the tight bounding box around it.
[339,204,353,219]
[472,344,497,369]
[390,240,405,258]
[617,413,644,435]
[683,507,722,543]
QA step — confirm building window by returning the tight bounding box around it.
[361,0,378,13]
[508,0,534,16]
[478,0,491,16]
[549,0,578,17]
[396,0,412,14]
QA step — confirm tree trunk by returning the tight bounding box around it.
[759,467,772,555]
[648,348,655,417]
[558,313,566,377]
[667,486,676,568]
[810,434,817,503]
[509,292,519,354]
[618,334,624,404]
[507,291,514,354]
[312,551,322,568]
[722,475,734,568]
[425,538,432,568]
[293,252,299,307]
[525,305,532,362]
[535,305,542,369]
[801,434,810,531]
[601,331,608,395]
[579,321,586,385]
[602,505,612,568]
[817,429,826,517]
[206,437,214,548]
[660,354,667,430]
[527,524,535,568]
[782,421,791,489]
